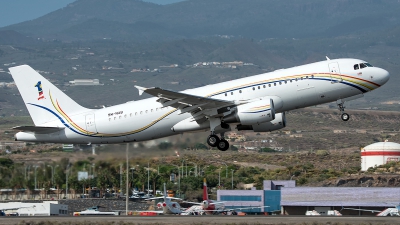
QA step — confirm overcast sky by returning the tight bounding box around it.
[0,0,184,28]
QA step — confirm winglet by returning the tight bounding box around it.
[326,56,330,60]
[134,85,146,96]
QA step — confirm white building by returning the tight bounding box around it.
[69,79,100,86]
[361,142,400,171]
[0,201,68,216]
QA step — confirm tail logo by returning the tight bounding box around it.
[34,81,45,100]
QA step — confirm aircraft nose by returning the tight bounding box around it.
[376,68,390,85]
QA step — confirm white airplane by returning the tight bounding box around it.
[342,204,400,216]
[147,183,183,214]
[200,178,225,214]
[9,58,389,151]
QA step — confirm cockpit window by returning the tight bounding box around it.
[354,63,373,70]
[364,63,373,67]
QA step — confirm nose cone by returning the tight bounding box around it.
[376,68,390,86]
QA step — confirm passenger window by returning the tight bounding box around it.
[252,87,255,90]
[306,76,308,79]
[239,90,242,93]
[301,77,303,80]
[285,81,287,84]
[354,64,359,70]
[268,84,271,87]
[263,85,266,88]
[295,78,298,81]
[290,80,293,82]
[311,75,314,78]
[279,82,282,85]
[258,86,260,89]
[231,92,233,95]
[225,93,227,96]
[274,83,276,86]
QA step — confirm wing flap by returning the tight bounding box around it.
[134,86,235,119]
[13,126,65,134]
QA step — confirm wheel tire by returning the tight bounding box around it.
[341,113,350,121]
[207,134,220,147]
[217,139,230,151]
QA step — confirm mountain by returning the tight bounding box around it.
[0,30,37,45]
[2,0,400,41]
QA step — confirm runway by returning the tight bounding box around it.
[1,215,399,225]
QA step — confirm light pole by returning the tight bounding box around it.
[171,164,180,197]
[231,169,234,189]
[187,162,197,177]
[218,169,221,188]
[65,164,70,199]
[147,161,150,195]
[222,162,228,178]
[119,164,122,194]
[25,165,30,181]
[47,165,58,187]
[34,165,39,190]
[181,160,185,179]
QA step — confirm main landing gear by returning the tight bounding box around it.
[207,133,230,151]
[207,117,230,151]
[338,102,350,121]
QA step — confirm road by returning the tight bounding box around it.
[1,215,399,225]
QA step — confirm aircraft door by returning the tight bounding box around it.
[85,114,98,134]
[328,62,342,82]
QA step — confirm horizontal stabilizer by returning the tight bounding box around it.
[13,126,64,134]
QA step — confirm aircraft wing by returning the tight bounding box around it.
[12,126,65,134]
[135,86,236,119]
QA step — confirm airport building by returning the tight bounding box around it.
[361,142,400,171]
[281,187,400,215]
[217,180,293,213]
[0,201,68,216]
[218,180,400,215]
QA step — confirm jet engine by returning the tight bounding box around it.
[224,98,278,125]
[236,112,286,132]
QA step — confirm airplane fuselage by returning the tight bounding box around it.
[14,58,389,144]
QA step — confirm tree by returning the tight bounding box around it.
[158,142,173,150]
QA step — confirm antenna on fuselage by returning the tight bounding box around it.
[326,56,331,60]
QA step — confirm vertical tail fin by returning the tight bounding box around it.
[163,183,167,202]
[203,178,208,200]
[9,65,89,125]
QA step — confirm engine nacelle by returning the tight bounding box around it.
[237,112,286,132]
[224,98,277,125]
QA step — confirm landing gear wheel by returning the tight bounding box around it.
[341,113,350,121]
[207,134,220,147]
[217,139,230,151]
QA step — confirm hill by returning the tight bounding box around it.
[2,0,400,41]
